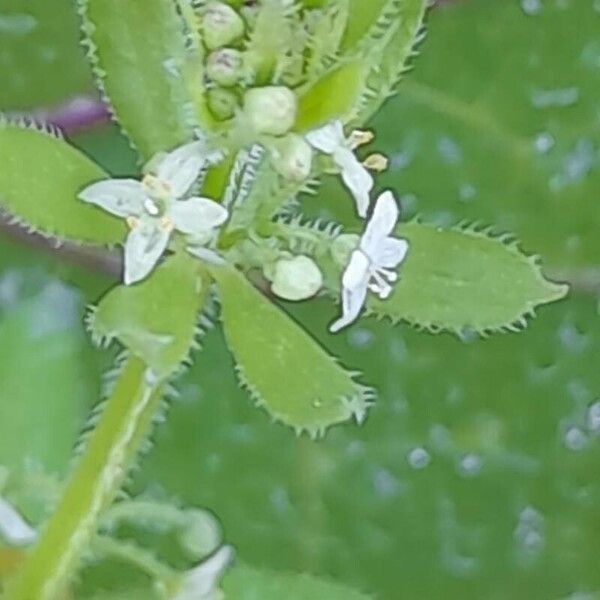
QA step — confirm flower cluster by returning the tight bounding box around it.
[79,114,408,331]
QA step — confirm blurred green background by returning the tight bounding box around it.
[1,0,600,598]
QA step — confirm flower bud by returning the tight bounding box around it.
[270,255,323,301]
[206,48,243,87]
[200,2,245,50]
[271,134,313,182]
[331,233,360,267]
[243,86,297,136]
[207,87,238,121]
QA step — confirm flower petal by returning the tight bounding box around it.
[305,120,345,154]
[373,237,409,269]
[123,220,171,285]
[187,245,226,265]
[168,197,229,235]
[329,250,370,333]
[0,497,37,546]
[335,148,373,218]
[156,142,206,199]
[361,190,399,254]
[79,179,146,218]
[173,546,234,600]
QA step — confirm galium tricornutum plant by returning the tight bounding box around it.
[0,1,567,598]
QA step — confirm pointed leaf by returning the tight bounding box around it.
[90,253,205,377]
[211,266,372,436]
[78,0,193,160]
[354,0,428,122]
[368,222,568,334]
[0,120,125,245]
[295,61,368,132]
[223,565,373,600]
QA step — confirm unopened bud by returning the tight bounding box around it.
[331,234,360,267]
[271,134,313,182]
[200,2,245,50]
[207,87,238,121]
[270,256,323,301]
[206,48,243,87]
[243,86,297,136]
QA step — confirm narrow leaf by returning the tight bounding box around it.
[369,222,568,334]
[355,0,428,122]
[78,0,193,160]
[223,565,373,600]
[0,120,125,245]
[211,266,373,436]
[90,253,206,377]
[295,61,367,132]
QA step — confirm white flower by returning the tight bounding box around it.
[0,496,37,546]
[172,545,234,600]
[330,191,409,333]
[80,141,228,285]
[306,120,374,218]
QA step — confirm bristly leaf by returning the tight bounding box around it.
[368,221,568,335]
[339,0,389,51]
[89,253,206,378]
[348,0,428,123]
[211,266,373,437]
[0,118,125,245]
[78,0,193,161]
[295,60,367,132]
[223,564,373,599]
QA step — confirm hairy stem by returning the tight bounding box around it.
[4,357,164,600]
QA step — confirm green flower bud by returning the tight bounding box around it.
[270,255,323,302]
[200,2,245,50]
[207,87,238,121]
[243,86,297,136]
[271,134,313,182]
[206,48,244,87]
[331,233,360,267]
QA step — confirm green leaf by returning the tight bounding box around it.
[210,266,372,436]
[223,564,372,600]
[368,221,568,334]
[372,0,600,271]
[90,253,206,378]
[0,274,97,474]
[0,120,125,245]
[354,0,428,122]
[78,0,193,160]
[0,0,92,111]
[340,0,388,51]
[295,61,367,132]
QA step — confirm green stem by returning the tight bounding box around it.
[4,357,164,600]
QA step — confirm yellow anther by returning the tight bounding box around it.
[363,153,389,172]
[348,129,375,150]
[159,217,174,232]
[126,217,140,230]
[142,174,171,200]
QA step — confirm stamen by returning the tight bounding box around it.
[370,271,392,298]
[142,174,171,200]
[379,268,398,283]
[126,217,139,230]
[159,217,174,232]
[363,153,389,172]
[349,129,375,150]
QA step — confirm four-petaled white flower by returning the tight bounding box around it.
[330,191,409,333]
[306,120,373,218]
[79,141,228,285]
